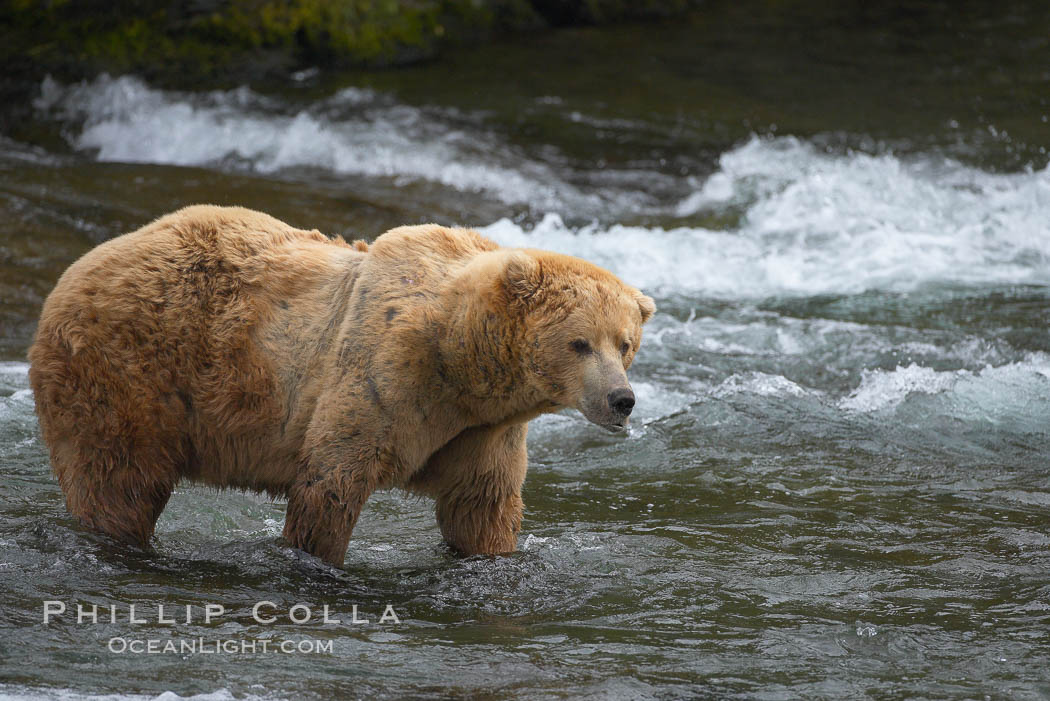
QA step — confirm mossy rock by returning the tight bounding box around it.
[2,0,700,87]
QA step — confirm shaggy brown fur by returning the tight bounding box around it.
[29,205,655,566]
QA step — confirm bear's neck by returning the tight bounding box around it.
[435,295,552,428]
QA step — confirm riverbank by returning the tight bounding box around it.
[0,0,700,141]
[3,0,697,86]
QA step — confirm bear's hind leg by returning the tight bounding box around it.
[50,432,181,548]
[30,321,188,548]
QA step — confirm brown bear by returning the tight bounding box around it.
[28,205,655,566]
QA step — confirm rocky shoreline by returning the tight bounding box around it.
[3,0,698,88]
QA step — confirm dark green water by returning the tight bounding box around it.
[2,4,1049,699]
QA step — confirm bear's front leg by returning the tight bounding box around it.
[420,424,528,555]
[283,458,384,566]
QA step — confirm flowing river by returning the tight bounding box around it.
[1,6,1049,699]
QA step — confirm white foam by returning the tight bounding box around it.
[35,75,596,212]
[839,363,960,412]
[0,362,30,396]
[522,534,551,550]
[840,354,1050,416]
[631,380,702,423]
[483,138,1050,297]
[673,171,734,215]
[644,312,1019,376]
[36,77,1050,297]
[712,372,812,399]
[0,361,29,379]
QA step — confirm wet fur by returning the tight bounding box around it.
[29,205,653,565]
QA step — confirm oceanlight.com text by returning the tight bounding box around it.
[108,637,334,655]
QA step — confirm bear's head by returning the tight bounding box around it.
[500,249,656,432]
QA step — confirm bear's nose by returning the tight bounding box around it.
[608,388,635,417]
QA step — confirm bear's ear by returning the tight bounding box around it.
[636,292,656,323]
[503,251,543,302]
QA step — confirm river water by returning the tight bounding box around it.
[1,6,1049,700]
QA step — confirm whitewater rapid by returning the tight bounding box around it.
[22,74,1050,451]
[36,75,1050,299]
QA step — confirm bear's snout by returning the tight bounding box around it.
[608,387,635,417]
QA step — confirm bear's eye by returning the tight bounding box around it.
[620,341,631,356]
[570,339,592,354]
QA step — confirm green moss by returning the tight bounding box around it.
[1,0,696,85]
